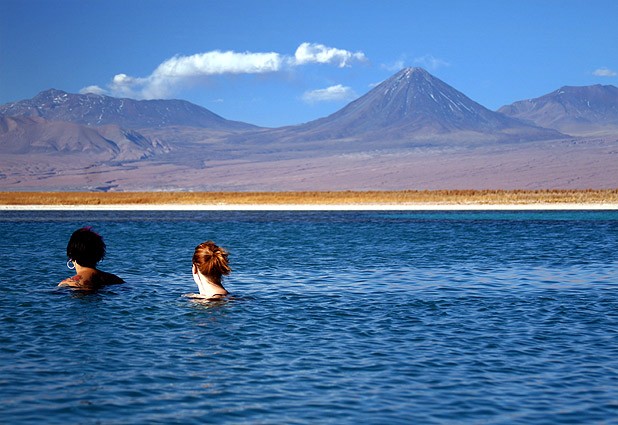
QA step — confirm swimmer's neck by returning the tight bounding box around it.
[194,270,228,298]
[73,263,97,274]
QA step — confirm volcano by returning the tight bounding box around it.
[274,67,564,145]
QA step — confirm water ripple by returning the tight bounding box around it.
[1,211,617,424]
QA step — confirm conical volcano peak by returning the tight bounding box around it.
[399,67,430,77]
[386,67,433,87]
[293,66,562,141]
[376,67,476,118]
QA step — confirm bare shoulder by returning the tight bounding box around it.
[58,271,122,288]
[99,271,124,285]
[58,275,83,287]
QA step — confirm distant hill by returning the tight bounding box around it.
[0,89,259,158]
[262,67,564,147]
[498,84,618,136]
[0,89,258,131]
[0,115,168,160]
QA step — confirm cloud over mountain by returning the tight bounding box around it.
[294,43,366,67]
[82,42,367,100]
[302,84,357,103]
[413,54,450,71]
[593,67,617,77]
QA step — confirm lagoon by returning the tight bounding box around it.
[1,210,617,424]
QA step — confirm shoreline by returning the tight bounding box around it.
[2,203,618,211]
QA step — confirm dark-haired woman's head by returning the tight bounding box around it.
[192,241,231,286]
[66,227,106,268]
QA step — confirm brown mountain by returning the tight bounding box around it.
[249,67,565,149]
[0,89,262,160]
[0,89,258,131]
[498,84,618,136]
[0,115,168,160]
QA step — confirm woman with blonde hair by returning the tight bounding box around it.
[189,241,231,299]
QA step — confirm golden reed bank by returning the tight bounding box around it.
[1,190,618,206]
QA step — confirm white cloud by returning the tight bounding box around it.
[79,85,107,95]
[294,42,367,67]
[109,73,148,98]
[413,54,450,70]
[381,59,406,72]
[154,51,283,78]
[380,54,449,72]
[302,84,357,103]
[593,67,617,77]
[81,43,367,99]
[107,51,284,99]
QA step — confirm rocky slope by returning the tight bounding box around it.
[498,84,618,136]
[0,115,169,160]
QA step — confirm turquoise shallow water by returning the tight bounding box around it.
[1,210,618,424]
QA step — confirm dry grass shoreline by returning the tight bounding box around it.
[1,189,618,206]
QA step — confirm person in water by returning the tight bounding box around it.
[189,241,231,299]
[58,227,124,289]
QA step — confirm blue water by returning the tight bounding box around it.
[1,210,618,424]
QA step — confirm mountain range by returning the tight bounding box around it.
[1,67,617,191]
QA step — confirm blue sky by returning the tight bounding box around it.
[1,0,617,127]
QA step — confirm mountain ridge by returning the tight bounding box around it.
[0,88,259,131]
[498,84,618,136]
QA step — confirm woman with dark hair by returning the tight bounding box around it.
[187,241,231,300]
[59,227,123,289]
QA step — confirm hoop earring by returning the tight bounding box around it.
[67,260,75,270]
